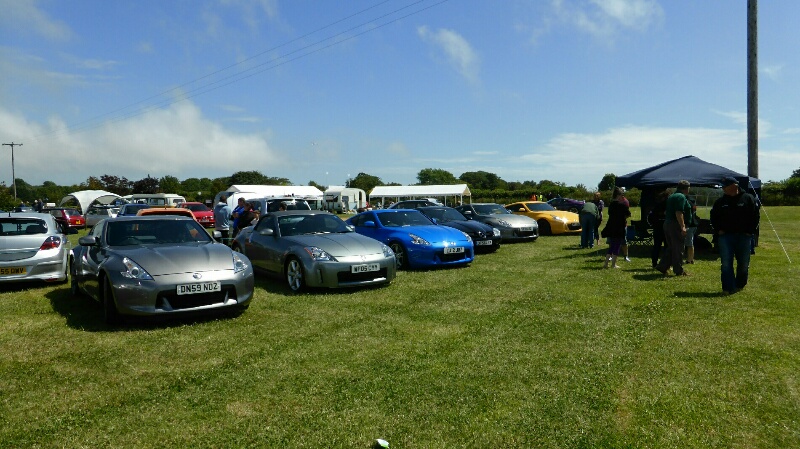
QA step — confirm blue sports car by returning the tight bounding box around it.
[346,209,475,269]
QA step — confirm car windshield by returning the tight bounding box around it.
[266,199,311,213]
[0,218,48,236]
[421,207,465,222]
[185,204,209,212]
[525,202,555,211]
[377,211,433,227]
[122,204,149,214]
[106,219,212,246]
[473,204,511,215]
[278,214,349,236]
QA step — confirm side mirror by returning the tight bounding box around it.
[258,228,274,236]
[363,220,376,227]
[212,231,222,239]
[430,217,439,224]
[78,236,98,247]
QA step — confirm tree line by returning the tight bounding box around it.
[3,167,799,211]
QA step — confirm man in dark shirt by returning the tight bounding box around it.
[710,177,760,295]
[656,180,692,276]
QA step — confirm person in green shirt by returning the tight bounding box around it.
[655,180,692,276]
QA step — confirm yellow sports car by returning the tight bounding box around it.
[504,201,582,235]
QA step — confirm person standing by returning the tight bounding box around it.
[684,199,699,264]
[579,196,600,249]
[617,188,631,261]
[656,180,692,276]
[591,191,604,247]
[648,189,669,268]
[214,195,233,244]
[710,177,760,295]
[600,187,630,268]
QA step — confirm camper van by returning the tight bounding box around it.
[213,185,324,211]
[323,186,368,213]
[121,193,186,207]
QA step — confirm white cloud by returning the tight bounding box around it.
[0,102,282,185]
[761,64,784,81]
[550,0,663,41]
[0,0,73,41]
[417,26,480,83]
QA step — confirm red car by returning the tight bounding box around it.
[176,202,215,227]
[43,207,85,230]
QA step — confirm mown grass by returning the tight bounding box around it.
[1,207,799,448]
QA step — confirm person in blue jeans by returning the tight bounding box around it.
[579,197,600,248]
[710,177,760,295]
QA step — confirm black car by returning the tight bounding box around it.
[547,197,586,213]
[387,199,439,209]
[117,203,151,216]
[417,206,501,253]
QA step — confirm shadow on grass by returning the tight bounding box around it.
[46,285,247,332]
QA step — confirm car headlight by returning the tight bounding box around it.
[551,215,567,223]
[381,244,394,257]
[491,227,501,237]
[494,219,511,227]
[121,257,153,280]
[408,233,430,246]
[460,230,472,242]
[304,246,336,261]
[232,252,248,273]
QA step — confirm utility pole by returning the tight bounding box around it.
[2,142,22,201]
[747,0,758,178]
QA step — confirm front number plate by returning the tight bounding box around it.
[351,263,380,273]
[519,227,533,232]
[444,247,465,254]
[0,267,26,276]
[476,240,493,246]
[177,282,221,295]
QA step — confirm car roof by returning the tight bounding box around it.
[267,210,330,216]
[137,208,196,216]
[107,215,196,221]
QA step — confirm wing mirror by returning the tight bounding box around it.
[363,220,376,227]
[258,228,275,236]
[78,236,98,246]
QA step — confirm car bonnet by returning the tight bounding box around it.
[113,243,237,276]
[283,233,385,258]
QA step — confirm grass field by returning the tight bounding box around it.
[1,207,799,448]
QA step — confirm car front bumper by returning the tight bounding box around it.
[108,267,254,316]
[303,254,396,288]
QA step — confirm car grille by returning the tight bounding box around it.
[514,229,537,237]
[337,268,389,284]
[157,285,236,310]
[568,223,581,230]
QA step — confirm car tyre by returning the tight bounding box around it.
[285,257,305,292]
[103,276,122,325]
[389,242,406,269]
[538,219,552,236]
[69,260,80,296]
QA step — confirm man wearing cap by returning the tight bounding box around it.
[710,177,760,295]
[656,180,692,276]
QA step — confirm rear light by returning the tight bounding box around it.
[40,236,62,250]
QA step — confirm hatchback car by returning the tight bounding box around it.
[70,216,253,324]
[176,202,215,227]
[43,207,85,230]
[386,199,439,209]
[117,203,151,216]
[505,201,582,235]
[84,206,119,228]
[0,213,69,284]
[454,203,539,242]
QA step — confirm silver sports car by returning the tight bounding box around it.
[70,216,254,324]
[232,210,396,291]
[0,213,69,284]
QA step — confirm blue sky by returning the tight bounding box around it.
[2,0,799,190]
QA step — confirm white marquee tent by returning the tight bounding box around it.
[59,190,121,212]
[369,184,471,206]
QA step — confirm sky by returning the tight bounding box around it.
[2,0,800,191]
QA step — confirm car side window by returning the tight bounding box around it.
[506,204,521,212]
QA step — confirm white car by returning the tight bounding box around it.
[0,213,69,283]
